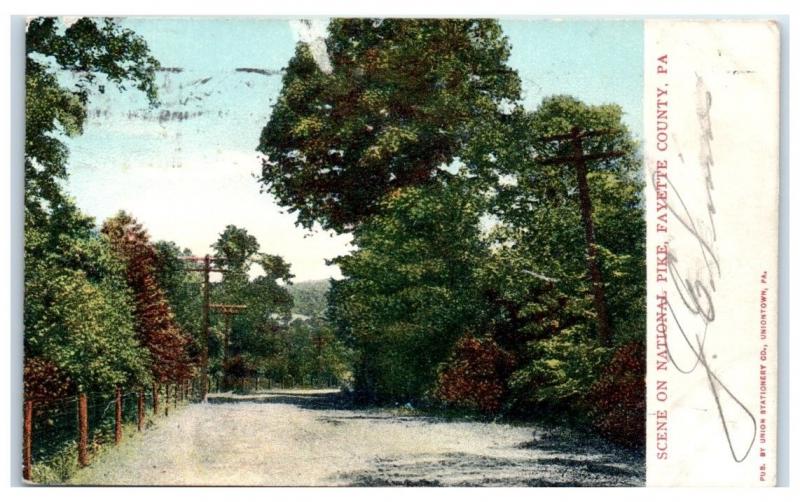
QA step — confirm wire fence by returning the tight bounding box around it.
[23,379,202,482]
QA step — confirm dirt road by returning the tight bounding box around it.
[69,389,644,486]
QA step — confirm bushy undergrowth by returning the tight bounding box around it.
[434,336,516,414]
[585,341,645,449]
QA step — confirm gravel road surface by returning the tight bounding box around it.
[69,389,644,486]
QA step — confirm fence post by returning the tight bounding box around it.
[138,388,145,431]
[77,393,89,467]
[165,384,170,416]
[153,383,159,415]
[114,387,123,445]
[23,400,33,481]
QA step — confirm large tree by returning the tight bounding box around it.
[102,212,195,384]
[328,180,488,402]
[258,19,521,232]
[24,203,150,396]
[24,17,161,397]
[25,17,159,220]
[490,95,645,347]
[484,96,645,415]
[209,226,296,384]
[153,241,204,362]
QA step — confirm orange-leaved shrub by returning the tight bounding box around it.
[435,336,515,414]
[585,340,645,448]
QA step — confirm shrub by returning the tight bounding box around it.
[585,341,645,448]
[434,336,515,414]
[507,332,609,414]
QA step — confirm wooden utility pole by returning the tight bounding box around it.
[182,255,226,401]
[137,388,145,431]
[77,393,89,467]
[540,127,625,347]
[114,387,122,445]
[202,256,210,399]
[23,400,32,480]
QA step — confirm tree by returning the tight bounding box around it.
[102,212,195,384]
[286,280,330,318]
[209,226,296,386]
[489,95,645,347]
[153,241,204,361]
[211,225,261,272]
[24,208,150,395]
[25,17,159,220]
[476,96,644,419]
[24,17,161,396]
[328,180,488,402]
[258,19,521,232]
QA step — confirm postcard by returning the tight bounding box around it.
[18,16,780,487]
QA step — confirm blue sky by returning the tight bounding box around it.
[62,18,643,281]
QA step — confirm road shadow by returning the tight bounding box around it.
[206,390,354,410]
[515,426,645,464]
[343,451,644,487]
[206,389,644,487]
[207,390,469,424]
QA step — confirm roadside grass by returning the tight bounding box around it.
[29,402,190,485]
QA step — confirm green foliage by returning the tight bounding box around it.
[24,201,150,393]
[24,17,162,395]
[479,98,643,424]
[26,268,150,391]
[507,332,610,413]
[25,17,160,218]
[287,280,330,318]
[153,241,203,356]
[329,181,488,402]
[212,225,261,272]
[208,226,307,385]
[258,18,521,232]
[489,95,645,346]
[30,441,80,484]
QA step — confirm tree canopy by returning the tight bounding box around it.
[102,212,195,384]
[24,17,164,398]
[25,17,159,220]
[258,19,521,232]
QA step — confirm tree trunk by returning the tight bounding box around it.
[153,383,159,415]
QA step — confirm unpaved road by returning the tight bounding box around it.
[69,389,644,486]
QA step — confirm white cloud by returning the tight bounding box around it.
[289,19,333,74]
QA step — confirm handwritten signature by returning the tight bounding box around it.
[662,74,757,463]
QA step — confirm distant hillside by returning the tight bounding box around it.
[287,279,331,318]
